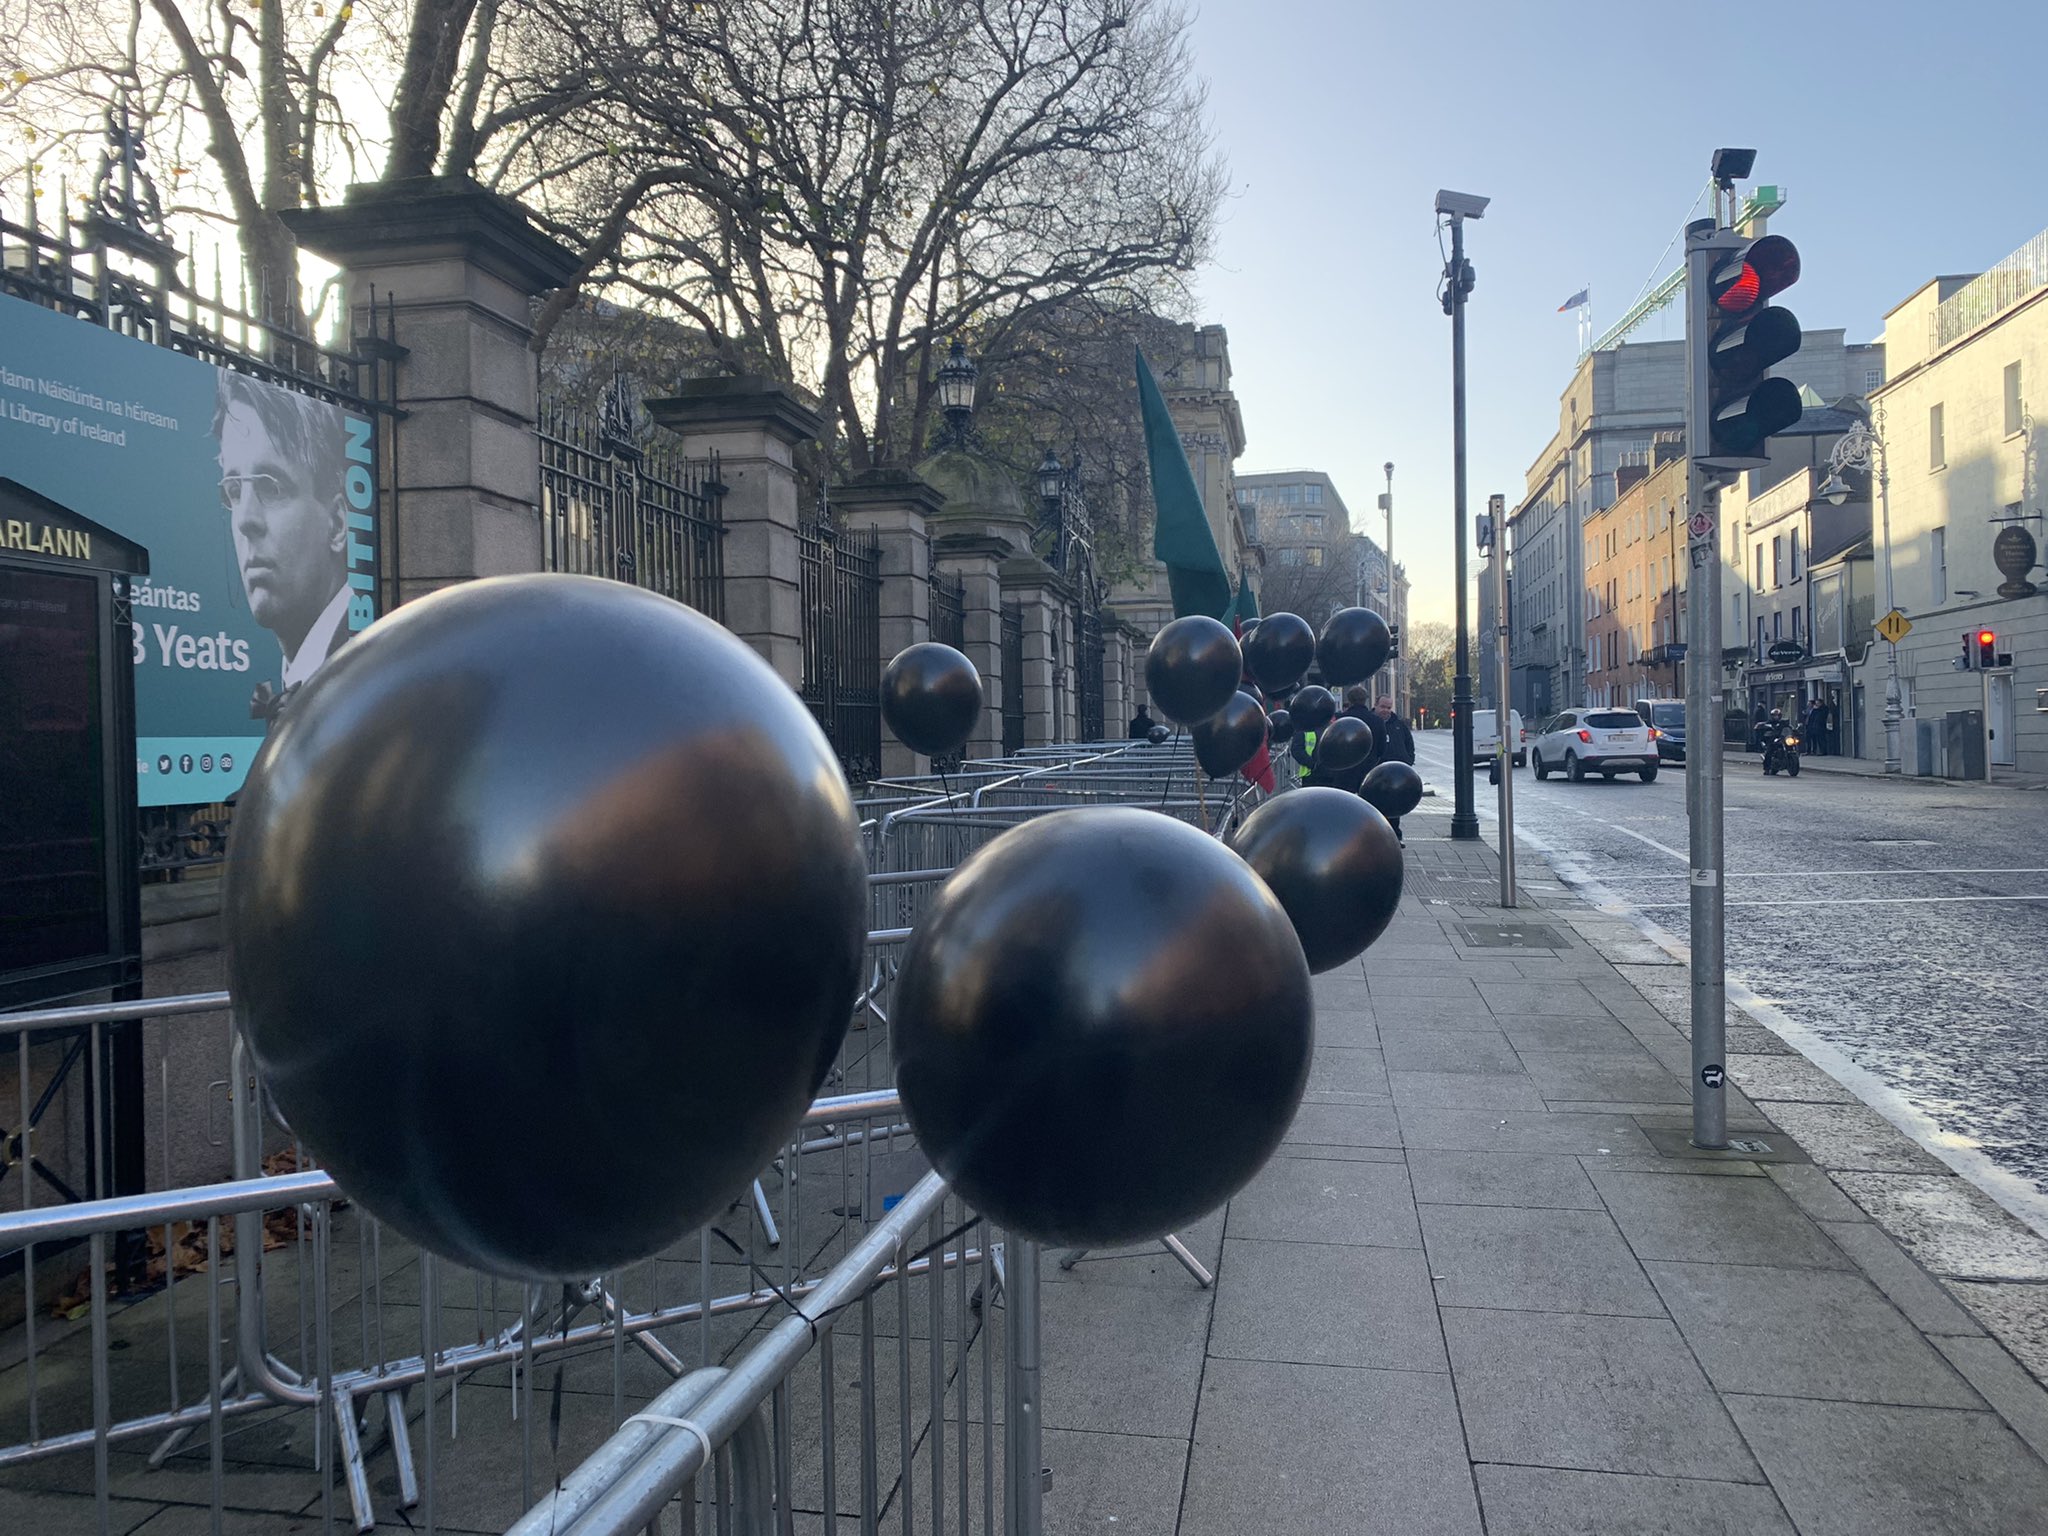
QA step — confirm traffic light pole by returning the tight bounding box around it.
[1448,214,1479,841]
[1683,216,1731,1151]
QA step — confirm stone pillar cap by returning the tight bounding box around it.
[646,377,825,448]
[279,177,581,294]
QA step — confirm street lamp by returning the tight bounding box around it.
[1436,190,1487,841]
[1037,446,1064,508]
[935,338,978,448]
[1818,406,1900,773]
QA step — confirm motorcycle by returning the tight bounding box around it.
[1760,724,1803,777]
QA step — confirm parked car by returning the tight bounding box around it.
[1472,708,1526,768]
[1530,709,1660,783]
[1633,698,1687,762]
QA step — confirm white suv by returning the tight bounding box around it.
[1530,709,1660,784]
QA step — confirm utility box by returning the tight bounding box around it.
[1911,717,1941,777]
[1943,709,1988,780]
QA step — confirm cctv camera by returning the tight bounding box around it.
[1434,190,1489,220]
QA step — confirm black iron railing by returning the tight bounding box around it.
[1001,606,1026,755]
[799,505,883,783]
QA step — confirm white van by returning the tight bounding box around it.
[1472,708,1525,768]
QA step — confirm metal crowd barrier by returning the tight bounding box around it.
[0,736,1272,1535]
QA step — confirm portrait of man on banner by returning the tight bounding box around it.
[212,372,354,721]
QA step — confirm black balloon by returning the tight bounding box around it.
[1318,607,1391,688]
[893,807,1314,1246]
[225,575,868,1281]
[1290,684,1337,738]
[1229,789,1406,973]
[1315,715,1377,773]
[881,642,983,756]
[1145,616,1242,726]
[1362,760,1425,819]
[1146,723,1171,745]
[1243,612,1316,693]
[1267,709,1294,745]
[1193,691,1269,779]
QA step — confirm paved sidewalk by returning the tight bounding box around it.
[1034,816,2048,1536]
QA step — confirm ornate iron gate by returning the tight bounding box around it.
[1001,606,1026,755]
[930,567,965,650]
[538,376,726,619]
[1078,607,1106,741]
[800,499,883,782]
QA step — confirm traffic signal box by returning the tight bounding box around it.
[1963,629,2008,670]
[1687,226,1804,470]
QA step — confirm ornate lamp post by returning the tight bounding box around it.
[1818,407,1898,773]
[935,338,978,449]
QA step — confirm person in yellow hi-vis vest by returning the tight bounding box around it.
[1295,727,1317,783]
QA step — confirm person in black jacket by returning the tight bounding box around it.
[1128,705,1156,739]
[1372,695,1417,841]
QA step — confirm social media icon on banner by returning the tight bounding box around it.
[179,754,194,774]
[158,755,173,775]
[221,753,235,773]
[200,754,214,772]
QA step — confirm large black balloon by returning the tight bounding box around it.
[1362,760,1425,819]
[881,642,983,756]
[1266,709,1294,746]
[1290,685,1337,738]
[1243,612,1316,693]
[225,575,867,1281]
[1318,608,1392,688]
[1145,616,1242,726]
[1229,789,1406,973]
[1192,691,1268,779]
[893,807,1313,1246]
[1315,715,1377,773]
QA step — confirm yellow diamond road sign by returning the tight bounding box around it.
[1876,608,1912,644]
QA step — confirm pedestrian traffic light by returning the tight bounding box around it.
[1686,222,1804,470]
[1387,623,1401,659]
[1978,629,1999,669]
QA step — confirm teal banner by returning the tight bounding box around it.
[0,293,379,805]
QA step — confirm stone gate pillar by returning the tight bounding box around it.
[836,471,944,778]
[281,177,579,604]
[647,378,823,689]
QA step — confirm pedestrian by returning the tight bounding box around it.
[1372,694,1416,842]
[1805,698,1828,758]
[1128,704,1154,740]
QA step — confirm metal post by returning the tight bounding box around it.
[1448,215,1479,840]
[1003,1238,1042,1536]
[1682,216,1728,1150]
[1383,462,1397,710]
[1877,425,1903,774]
[1494,536,1517,907]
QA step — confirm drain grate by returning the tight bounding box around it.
[1455,920,1569,949]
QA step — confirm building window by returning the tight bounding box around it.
[1278,548,1303,567]
[1304,513,1324,535]
[1930,403,1946,469]
[1791,529,1801,581]
[1773,611,1783,641]
[1756,544,1765,590]
[1772,535,1783,587]
[1865,368,1883,392]
[1306,547,1325,567]
[1757,616,1767,658]
[1304,484,1323,506]
[1793,607,1802,641]
[2007,362,2025,437]
[1932,527,1947,604]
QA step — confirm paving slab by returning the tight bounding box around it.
[1417,1203,1664,1317]
[1645,1260,1983,1408]
[1818,1219,1987,1337]
[1407,1149,1602,1212]
[1588,1166,1850,1269]
[1516,1048,1689,1105]
[1388,1069,1547,1112]
[1472,1465,1794,1536]
[1206,1240,1446,1372]
[1946,1281,2048,1382]
[1379,1028,1522,1075]
[1224,1155,1421,1248]
[1442,1307,1760,1481]
[1725,1393,2048,1536]
[1178,1359,1482,1536]
[1395,1106,1652,1156]
[1280,1097,1403,1149]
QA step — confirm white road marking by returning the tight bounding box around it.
[1593,867,2048,882]
[1635,893,2048,909]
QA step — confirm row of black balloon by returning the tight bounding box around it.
[1144,607,1390,732]
[223,576,1417,1286]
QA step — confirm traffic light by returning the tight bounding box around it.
[1387,623,1401,660]
[1686,223,1804,470]
[1978,629,1999,669]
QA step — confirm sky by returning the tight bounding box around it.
[1180,0,2048,626]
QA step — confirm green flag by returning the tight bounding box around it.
[1228,571,1260,626]
[1138,347,1233,620]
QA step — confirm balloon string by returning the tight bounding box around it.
[708,1214,985,1343]
[1160,728,1181,807]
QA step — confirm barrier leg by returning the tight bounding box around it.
[1002,1238,1043,1536]
[385,1388,419,1509]
[752,1179,781,1248]
[333,1390,376,1532]
[1158,1235,1213,1288]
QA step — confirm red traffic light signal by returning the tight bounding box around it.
[1978,629,1999,669]
[1691,230,1804,467]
